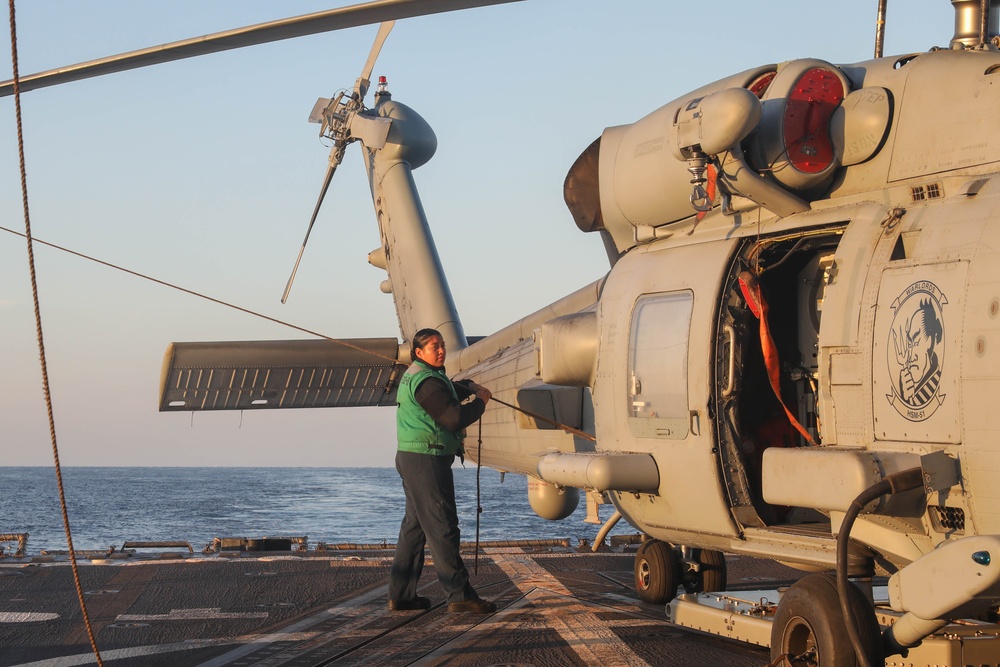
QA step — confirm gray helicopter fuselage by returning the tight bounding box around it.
[147,6,1000,655]
[443,46,1000,589]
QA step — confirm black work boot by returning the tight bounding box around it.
[388,596,432,611]
[447,598,496,613]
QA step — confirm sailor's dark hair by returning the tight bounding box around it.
[411,328,443,358]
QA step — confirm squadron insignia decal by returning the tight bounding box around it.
[886,281,947,422]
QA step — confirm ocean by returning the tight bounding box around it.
[0,467,635,554]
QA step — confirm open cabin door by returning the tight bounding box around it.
[713,226,846,530]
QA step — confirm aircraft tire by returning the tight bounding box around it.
[681,548,727,594]
[770,573,883,667]
[633,540,678,604]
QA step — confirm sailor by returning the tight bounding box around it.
[387,328,497,613]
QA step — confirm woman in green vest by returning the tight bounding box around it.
[388,328,496,613]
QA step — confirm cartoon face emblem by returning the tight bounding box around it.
[886,281,947,421]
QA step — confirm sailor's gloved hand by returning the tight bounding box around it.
[474,387,491,404]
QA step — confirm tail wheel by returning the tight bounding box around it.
[681,548,727,594]
[770,573,883,667]
[634,540,679,604]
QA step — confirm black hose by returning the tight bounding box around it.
[836,467,923,667]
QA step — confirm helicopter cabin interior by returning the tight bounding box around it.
[714,227,844,529]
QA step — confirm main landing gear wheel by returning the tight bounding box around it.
[770,573,883,667]
[634,539,678,604]
[681,547,727,593]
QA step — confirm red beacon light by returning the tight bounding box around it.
[783,68,845,174]
[749,59,850,193]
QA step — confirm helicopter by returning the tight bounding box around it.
[3,0,1000,665]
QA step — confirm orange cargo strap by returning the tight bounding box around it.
[738,270,815,444]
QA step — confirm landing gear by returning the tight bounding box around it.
[770,573,883,667]
[680,547,727,594]
[634,540,678,604]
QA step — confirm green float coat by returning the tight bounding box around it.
[396,361,464,456]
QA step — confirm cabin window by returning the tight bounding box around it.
[627,291,692,439]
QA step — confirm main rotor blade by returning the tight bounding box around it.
[354,21,395,100]
[0,0,524,98]
[281,160,339,304]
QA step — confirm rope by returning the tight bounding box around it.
[0,223,597,441]
[5,2,103,664]
[488,396,596,441]
[0,224,384,360]
[474,419,483,574]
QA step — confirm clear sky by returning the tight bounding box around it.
[0,1,952,466]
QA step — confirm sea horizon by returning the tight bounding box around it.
[0,466,634,554]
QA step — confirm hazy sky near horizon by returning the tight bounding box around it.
[1,1,951,466]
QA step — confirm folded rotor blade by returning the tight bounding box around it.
[0,0,524,97]
[281,158,339,304]
[354,21,395,100]
[281,16,398,306]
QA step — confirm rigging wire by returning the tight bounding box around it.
[5,2,104,665]
[0,224,382,358]
[0,223,598,442]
